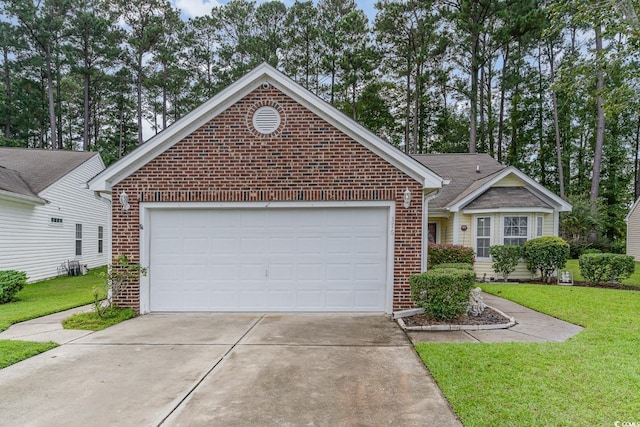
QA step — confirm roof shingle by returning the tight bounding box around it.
[0,148,98,195]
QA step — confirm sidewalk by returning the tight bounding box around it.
[0,305,95,344]
[406,292,584,344]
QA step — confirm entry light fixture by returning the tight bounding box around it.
[403,188,412,208]
[119,191,130,211]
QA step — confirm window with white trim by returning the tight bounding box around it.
[503,216,528,246]
[75,224,82,256]
[98,226,104,254]
[476,216,491,258]
[50,217,63,226]
[535,215,544,237]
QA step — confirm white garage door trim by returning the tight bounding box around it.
[139,201,395,314]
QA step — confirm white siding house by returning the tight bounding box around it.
[626,197,640,261]
[0,148,111,282]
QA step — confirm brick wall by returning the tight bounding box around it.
[112,86,424,312]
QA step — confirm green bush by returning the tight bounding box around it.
[489,245,522,282]
[522,236,570,283]
[409,268,475,320]
[428,243,475,267]
[579,253,635,284]
[0,270,27,304]
[431,263,474,271]
[582,248,602,255]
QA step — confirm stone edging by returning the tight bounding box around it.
[395,306,517,331]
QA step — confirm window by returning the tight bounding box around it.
[75,224,82,256]
[98,226,104,254]
[428,222,438,243]
[476,217,491,258]
[503,216,528,246]
[536,215,544,237]
[50,217,63,226]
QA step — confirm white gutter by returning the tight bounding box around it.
[422,189,442,271]
[0,189,46,206]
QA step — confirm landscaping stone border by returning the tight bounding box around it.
[395,306,517,331]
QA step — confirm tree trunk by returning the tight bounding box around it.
[162,61,168,130]
[83,72,90,151]
[412,62,421,154]
[497,44,509,163]
[404,55,412,154]
[548,42,565,199]
[469,32,480,153]
[634,113,640,200]
[590,24,606,207]
[45,44,58,149]
[3,46,11,138]
[137,52,144,145]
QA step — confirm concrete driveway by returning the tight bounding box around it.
[0,314,460,426]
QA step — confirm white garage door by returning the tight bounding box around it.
[148,207,389,312]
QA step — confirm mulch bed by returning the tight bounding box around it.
[513,280,639,291]
[401,307,511,327]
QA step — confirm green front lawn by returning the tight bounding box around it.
[416,285,640,426]
[0,267,106,370]
[0,267,106,333]
[0,340,58,369]
[564,259,640,288]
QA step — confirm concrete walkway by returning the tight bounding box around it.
[0,304,94,344]
[406,292,584,344]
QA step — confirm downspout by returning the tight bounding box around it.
[422,189,442,272]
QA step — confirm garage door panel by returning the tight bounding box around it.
[149,207,389,312]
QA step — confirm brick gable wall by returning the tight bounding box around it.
[112,86,423,312]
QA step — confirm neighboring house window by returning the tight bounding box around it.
[428,222,438,243]
[50,217,63,227]
[536,215,544,237]
[476,217,491,258]
[503,216,528,246]
[75,224,82,256]
[98,226,104,254]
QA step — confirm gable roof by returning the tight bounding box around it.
[464,187,553,211]
[413,154,505,209]
[0,148,99,204]
[413,153,571,212]
[89,63,444,192]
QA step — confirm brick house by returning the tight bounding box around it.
[89,63,444,315]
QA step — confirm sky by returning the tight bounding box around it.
[171,0,377,21]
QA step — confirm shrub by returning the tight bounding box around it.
[428,243,475,267]
[431,263,474,271]
[95,255,147,318]
[522,236,570,283]
[0,270,27,304]
[579,253,635,284]
[582,248,602,255]
[489,245,522,282]
[409,268,475,320]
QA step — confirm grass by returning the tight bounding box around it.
[0,267,107,333]
[0,267,107,370]
[563,259,640,288]
[62,307,136,331]
[0,340,58,369]
[415,284,640,426]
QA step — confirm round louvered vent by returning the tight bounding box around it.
[252,106,281,135]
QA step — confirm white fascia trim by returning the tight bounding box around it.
[270,72,443,190]
[450,167,571,212]
[137,200,396,315]
[139,200,395,210]
[626,197,640,222]
[89,63,443,193]
[463,207,554,215]
[0,190,46,205]
[89,74,262,192]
